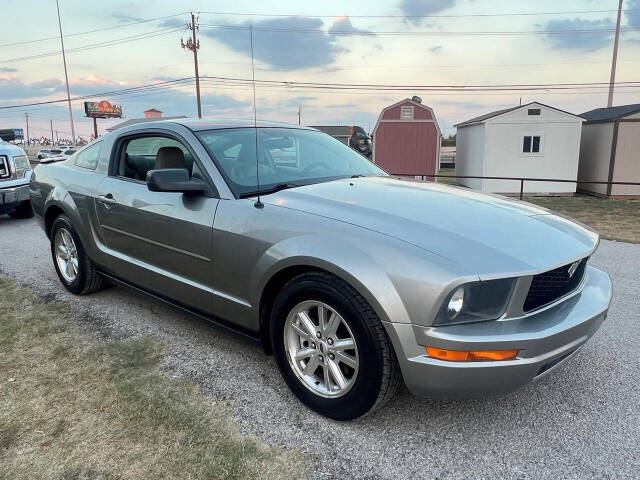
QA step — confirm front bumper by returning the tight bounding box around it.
[384,265,611,398]
[0,182,30,212]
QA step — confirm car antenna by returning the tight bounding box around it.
[250,25,263,209]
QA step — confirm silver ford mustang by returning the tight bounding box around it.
[29,119,612,420]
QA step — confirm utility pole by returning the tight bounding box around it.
[298,105,302,125]
[24,113,29,146]
[50,119,54,145]
[608,0,623,107]
[56,0,76,145]
[182,13,202,118]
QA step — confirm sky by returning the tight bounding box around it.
[1,0,640,141]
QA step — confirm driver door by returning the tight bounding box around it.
[95,131,219,314]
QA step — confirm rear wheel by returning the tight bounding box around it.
[271,272,399,420]
[50,214,104,295]
[8,200,33,219]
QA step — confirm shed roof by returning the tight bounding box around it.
[455,102,581,127]
[580,104,640,122]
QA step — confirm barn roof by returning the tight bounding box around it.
[580,104,640,122]
[373,98,441,136]
[455,102,581,127]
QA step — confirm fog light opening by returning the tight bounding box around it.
[426,346,518,362]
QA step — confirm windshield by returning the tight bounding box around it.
[196,127,386,197]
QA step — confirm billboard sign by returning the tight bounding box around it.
[84,100,123,118]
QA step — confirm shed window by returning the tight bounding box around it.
[400,105,414,120]
[527,108,541,116]
[523,135,541,153]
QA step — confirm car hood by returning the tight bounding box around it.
[264,176,599,278]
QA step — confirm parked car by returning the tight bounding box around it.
[29,119,611,420]
[37,148,63,160]
[311,125,372,158]
[0,140,33,218]
[40,148,78,164]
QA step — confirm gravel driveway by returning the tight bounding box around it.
[1,216,638,480]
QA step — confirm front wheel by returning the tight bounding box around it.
[271,272,400,420]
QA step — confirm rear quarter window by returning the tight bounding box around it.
[74,141,102,170]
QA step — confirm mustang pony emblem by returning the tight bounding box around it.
[568,260,581,278]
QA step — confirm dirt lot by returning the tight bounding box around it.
[1,217,639,480]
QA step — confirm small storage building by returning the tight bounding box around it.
[454,102,583,193]
[578,104,640,197]
[372,97,441,176]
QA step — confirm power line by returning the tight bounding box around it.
[0,12,188,48]
[198,8,640,19]
[0,26,186,64]
[200,23,640,36]
[0,78,195,109]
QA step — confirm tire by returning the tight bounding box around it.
[270,271,400,420]
[50,214,104,295]
[8,200,34,219]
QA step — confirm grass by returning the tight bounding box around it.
[436,168,458,185]
[524,194,640,243]
[0,276,307,480]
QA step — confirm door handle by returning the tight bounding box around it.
[98,193,117,205]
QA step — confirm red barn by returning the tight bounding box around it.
[372,98,441,176]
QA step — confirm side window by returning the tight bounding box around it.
[75,142,102,169]
[118,136,192,182]
[522,135,541,154]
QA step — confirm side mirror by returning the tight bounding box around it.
[146,168,207,195]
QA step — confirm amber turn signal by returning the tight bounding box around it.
[426,346,518,362]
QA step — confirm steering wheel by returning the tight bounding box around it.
[301,161,331,175]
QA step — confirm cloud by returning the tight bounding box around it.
[429,45,443,52]
[158,17,186,28]
[111,13,145,23]
[399,0,456,25]
[0,67,17,73]
[328,16,373,36]
[544,18,614,50]
[626,0,640,28]
[0,76,64,100]
[203,17,346,70]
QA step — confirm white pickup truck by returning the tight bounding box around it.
[0,140,33,218]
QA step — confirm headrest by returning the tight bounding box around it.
[155,146,186,170]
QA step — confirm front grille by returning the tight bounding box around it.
[523,258,588,312]
[0,156,9,179]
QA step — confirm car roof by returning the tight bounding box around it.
[120,117,317,132]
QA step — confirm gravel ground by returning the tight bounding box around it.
[1,216,638,480]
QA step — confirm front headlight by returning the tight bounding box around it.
[434,278,516,326]
[11,155,31,179]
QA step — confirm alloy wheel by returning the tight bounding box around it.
[54,228,79,283]
[284,300,359,398]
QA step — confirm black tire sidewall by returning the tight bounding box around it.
[271,274,385,420]
[50,215,88,294]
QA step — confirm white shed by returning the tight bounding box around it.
[454,102,583,193]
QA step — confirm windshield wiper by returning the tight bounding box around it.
[350,174,367,178]
[240,183,301,198]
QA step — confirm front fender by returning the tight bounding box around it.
[251,234,414,325]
